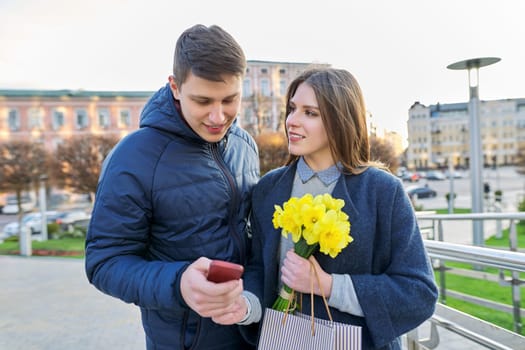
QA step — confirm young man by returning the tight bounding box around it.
[85,24,259,350]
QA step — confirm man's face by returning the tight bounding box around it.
[169,72,242,143]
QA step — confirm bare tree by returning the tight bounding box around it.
[0,141,48,221]
[515,142,525,175]
[50,134,119,197]
[369,135,400,174]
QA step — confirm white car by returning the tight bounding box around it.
[53,210,91,231]
[2,211,59,237]
[2,193,37,214]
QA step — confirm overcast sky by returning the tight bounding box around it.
[1,0,524,142]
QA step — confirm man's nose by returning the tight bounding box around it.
[209,104,226,124]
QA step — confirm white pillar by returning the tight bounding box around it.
[39,176,48,240]
[19,225,32,256]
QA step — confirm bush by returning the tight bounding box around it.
[494,190,503,202]
[47,223,60,238]
[4,235,19,242]
[445,192,457,201]
[254,131,288,175]
[518,197,525,225]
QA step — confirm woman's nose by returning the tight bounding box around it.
[286,111,299,127]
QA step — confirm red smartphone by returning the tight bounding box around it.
[207,260,244,283]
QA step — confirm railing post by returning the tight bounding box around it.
[437,219,447,304]
[495,202,503,239]
[509,220,522,334]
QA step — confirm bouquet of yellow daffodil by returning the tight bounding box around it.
[271,193,353,312]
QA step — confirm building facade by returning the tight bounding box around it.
[0,60,325,151]
[0,89,152,151]
[407,98,525,170]
[240,60,327,135]
[1,60,402,156]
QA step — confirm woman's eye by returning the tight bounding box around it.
[305,110,318,117]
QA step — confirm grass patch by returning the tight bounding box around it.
[435,208,472,214]
[485,223,525,248]
[0,237,85,258]
[437,270,513,305]
[435,265,522,334]
[434,221,525,334]
[443,297,516,332]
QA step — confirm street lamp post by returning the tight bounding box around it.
[447,57,501,246]
[39,175,48,241]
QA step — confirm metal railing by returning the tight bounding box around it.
[405,212,525,349]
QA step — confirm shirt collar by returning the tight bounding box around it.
[297,157,341,186]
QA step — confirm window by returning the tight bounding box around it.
[243,79,252,97]
[279,68,286,74]
[28,108,43,129]
[260,79,270,97]
[8,109,20,131]
[75,109,88,129]
[244,108,255,124]
[261,68,268,74]
[279,80,287,96]
[119,109,130,127]
[98,108,110,128]
[52,109,65,130]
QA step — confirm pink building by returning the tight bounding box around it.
[0,89,153,151]
[0,61,327,151]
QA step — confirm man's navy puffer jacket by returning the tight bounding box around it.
[85,84,259,349]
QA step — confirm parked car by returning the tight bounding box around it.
[426,171,446,181]
[2,211,59,237]
[2,193,37,214]
[406,185,437,199]
[402,172,420,182]
[53,210,91,231]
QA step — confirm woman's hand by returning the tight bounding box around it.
[281,250,333,297]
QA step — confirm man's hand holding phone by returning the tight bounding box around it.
[180,258,245,319]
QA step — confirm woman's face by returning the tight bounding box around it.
[286,82,334,171]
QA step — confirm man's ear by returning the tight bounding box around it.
[168,75,180,99]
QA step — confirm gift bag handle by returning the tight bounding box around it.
[282,260,334,335]
[309,260,333,322]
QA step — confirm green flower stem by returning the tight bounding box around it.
[271,239,319,311]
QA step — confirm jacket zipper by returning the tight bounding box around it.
[209,142,245,265]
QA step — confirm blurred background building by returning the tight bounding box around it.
[407,98,525,170]
[0,59,462,164]
[0,60,330,152]
[0,89,151,151]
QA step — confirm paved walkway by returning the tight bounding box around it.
[0,256,145,350]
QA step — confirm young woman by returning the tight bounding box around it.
[215,67,438,349]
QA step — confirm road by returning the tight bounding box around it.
[406,165,525,213]
[406,166,525,244]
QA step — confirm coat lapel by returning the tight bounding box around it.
[332,175,360,219]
